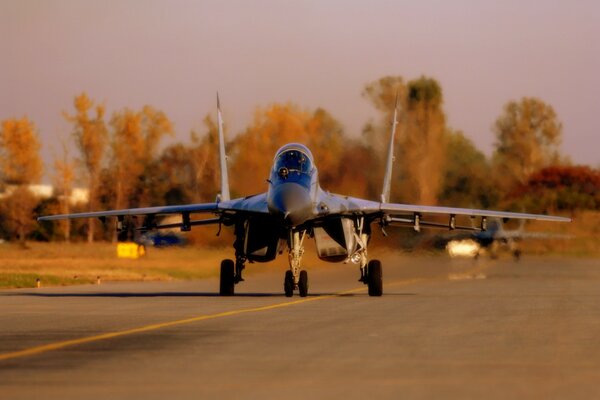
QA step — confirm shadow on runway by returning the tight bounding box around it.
[4,291,417,298]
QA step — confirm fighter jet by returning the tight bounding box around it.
[38,95,570,297]
[443,218,572,260]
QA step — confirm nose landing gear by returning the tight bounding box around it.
[284,230,309,297]
[284,269,309,297]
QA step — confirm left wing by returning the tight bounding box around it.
[331,195,570,231]
[379,202,570,222]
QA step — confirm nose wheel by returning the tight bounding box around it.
[284,269,308,297]
[284,270,294,297]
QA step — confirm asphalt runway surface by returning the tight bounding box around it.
[0,253,599,399]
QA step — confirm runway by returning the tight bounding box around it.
[1,254,599,399]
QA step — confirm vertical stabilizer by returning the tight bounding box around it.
[380,92,399,203]
[217,93,231,201]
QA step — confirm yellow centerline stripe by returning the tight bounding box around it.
[0,284,373,362]
[0,274,472,362]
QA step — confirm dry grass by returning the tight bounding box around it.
[1,211,597,289]
[0,242,239,289]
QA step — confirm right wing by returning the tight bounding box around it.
[37,202,220,221]
[37,193,270,229]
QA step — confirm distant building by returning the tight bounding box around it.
[0,184,89,205]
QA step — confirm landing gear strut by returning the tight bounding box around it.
[235,255,246,283]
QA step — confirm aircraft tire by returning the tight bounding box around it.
[368,260,383,297]
[284,270,294,297]
[220,259,235,296]
[298,270,308,297]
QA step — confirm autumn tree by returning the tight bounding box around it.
[109,106,173,210]
[147,116,220,207]
[403,77,447,205]
[53,141,75,242]
[229,104,345,196]
[132,106,175,207]
[64,93,108,242]
[0,117,43,242]
[334,139,377,199]
[188,115,220,202]
[362,76,405,156]
[508,165,600,212]
[438,130,499,208]
[492,97,563,191]
[363,76,447,205]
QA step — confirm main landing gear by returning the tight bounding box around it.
[359,259,383,297]
[219,255,246,296]
[220,259,235,296]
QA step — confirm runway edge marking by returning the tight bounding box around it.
[0,279,421,362]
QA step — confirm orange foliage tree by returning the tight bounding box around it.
[363,76,448,205]
[53,141,75,242]
[229,104,345,196]
[492,97,563,191]
[149,115,221,205]
[508,165,600,212]
[0,117,43,242]
[109,106,173,210]
[63,93,108,242]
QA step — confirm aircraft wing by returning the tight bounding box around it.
[37,203,220,221]
[378,202,570,222]
[493,231,573,240]
[333,195,570,231]
[37,193,270,226]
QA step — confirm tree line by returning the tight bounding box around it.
[1,75,598,243]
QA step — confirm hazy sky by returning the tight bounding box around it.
[1,0,599,181]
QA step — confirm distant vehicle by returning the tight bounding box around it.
[38,94,570,297]
[139,232,187,248]
[442,219,571,260]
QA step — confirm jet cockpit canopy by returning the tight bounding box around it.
[273,144,314,180]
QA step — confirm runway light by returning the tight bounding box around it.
[446,239,480,258]
[36,278,41,288]
[96,276,101,285]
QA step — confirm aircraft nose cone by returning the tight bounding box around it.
[268,183,312,226]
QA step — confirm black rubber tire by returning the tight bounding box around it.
[368,260,383,297]
[298,270,309,297]
[284,270,294,297]
[220,259,235,296]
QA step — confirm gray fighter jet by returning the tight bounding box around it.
[442,218,572,260]
[38,95,570,297]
